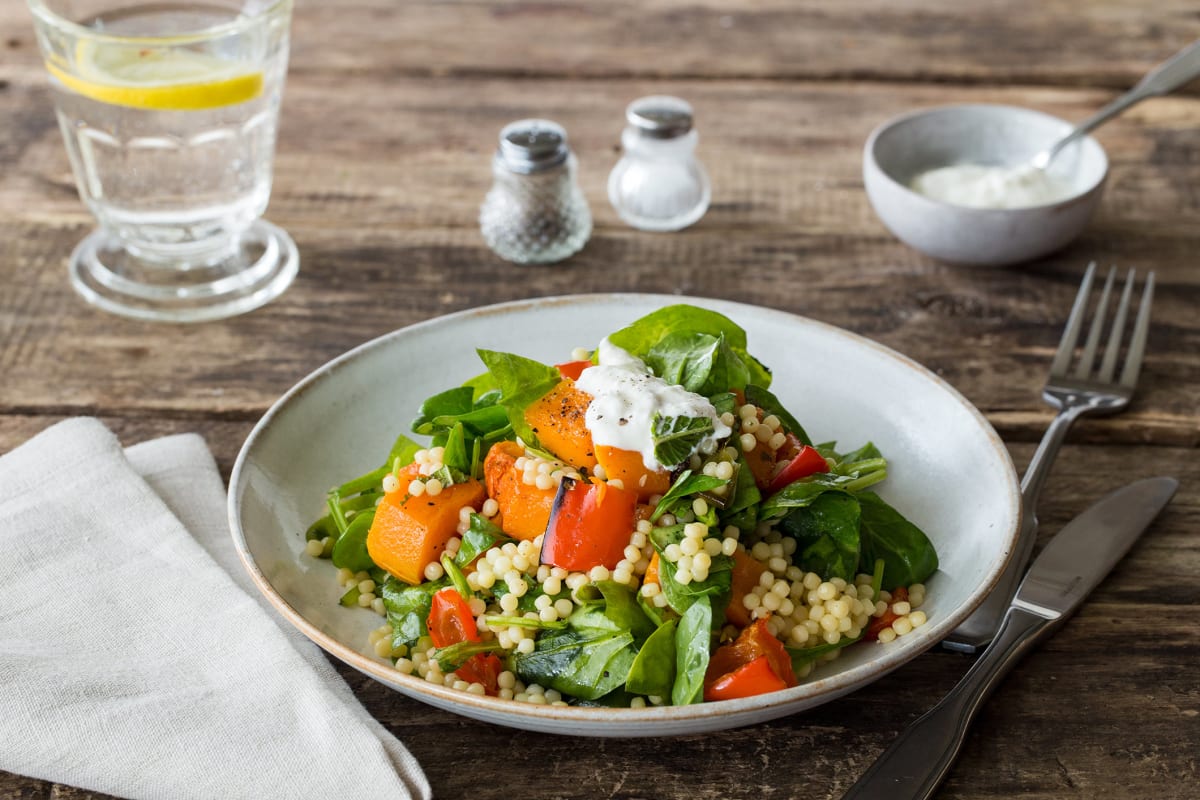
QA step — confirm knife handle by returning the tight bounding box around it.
[842,606,1056,800]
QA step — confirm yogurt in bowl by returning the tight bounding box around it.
[863,104,1108,266]
[909,163,1077,209]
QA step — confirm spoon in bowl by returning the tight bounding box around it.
[1031,38,1200,169]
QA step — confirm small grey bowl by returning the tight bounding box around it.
[863,104,1108,266]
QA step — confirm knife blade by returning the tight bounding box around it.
[842,476,1178,800]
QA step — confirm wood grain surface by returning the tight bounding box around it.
[1,0,1197,798]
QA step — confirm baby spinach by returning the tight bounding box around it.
[490,574,549,614]
[574,581,657,643]
[646,331,751,396]
[776,493,861,582]
[650,469,728,522]
[411,386,474,435]
[717,455,761,531]
[759,472,863,519]
[671,597,713,706]
[381,577,447,649]
[626,619,677,698]
[857,491,938,590]
[650,525,732,621]
[605,304,772,388]
[651,413,714,468]
[513,626,637,701]
[386,433,423,470]
[330,508,377,573]
[708,391,737,416]
[476,349,562,445]
[454,514,514,567]
[744,384,812,447]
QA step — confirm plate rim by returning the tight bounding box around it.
[228,293,1022,733]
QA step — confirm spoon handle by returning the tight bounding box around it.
[1035,38,1200,168]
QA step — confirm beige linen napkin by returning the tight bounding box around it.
[0,418,430,800]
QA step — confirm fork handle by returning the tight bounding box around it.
[842,607,1056,800]
[943,404,1085,653]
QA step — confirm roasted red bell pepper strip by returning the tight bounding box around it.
[705,656,788,701]
[540,477,638,571]
[554,360,593,381]
[767,445,829,494]
[704,618,798,698]
[427,587,480,648]
[455,652,504,693]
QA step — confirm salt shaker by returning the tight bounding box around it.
[479,119,592,264]
[608,96,711,232]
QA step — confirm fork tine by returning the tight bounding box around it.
[1119,271,1155,389]
[1098,268,1136,382]
[1073,266,1116,379]
[1050,262,1097,377]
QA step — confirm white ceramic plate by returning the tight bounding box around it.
[229,295,1021,737]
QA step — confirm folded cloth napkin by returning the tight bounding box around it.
[0,418,430,800]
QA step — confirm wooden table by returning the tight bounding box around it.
[2,1,1198,797]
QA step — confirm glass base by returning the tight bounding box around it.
[68,219,299,323]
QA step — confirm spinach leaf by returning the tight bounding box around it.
[606,305,772,388]
[330,508,377,572]
[626,619,677,698]
[432,640,504,672]
[490,574,548,614]
[708,391,737,416]
[412,386,474,435]
[671,597,713,706]
[431,404,510,436]
[759,472,863,520]
[857,491,938,590]
[837,441,883,464]
[386,433,423,469]
[440,555,472,599]
[650,525,732,621]
[574,581,657,643]
[650,470,728,522]
[651,413,714,468]
[744,384,812,447]
[381,578,447,649]
[454,514,514,567]
[476,349,563,445]
[776,492,861,582]
[305,514,339,543]
[717,455,761,531]
[441,422,471,476]
[646,332,751,395]
[512,626,637,701]
[462,370,500,398]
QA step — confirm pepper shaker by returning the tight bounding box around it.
[479,119,592,264]
[607,96,711,232]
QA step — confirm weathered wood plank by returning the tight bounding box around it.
[3,0,1200,88]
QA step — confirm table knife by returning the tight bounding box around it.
[841,475,1178,800]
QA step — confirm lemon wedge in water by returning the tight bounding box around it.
[46,42,263,111]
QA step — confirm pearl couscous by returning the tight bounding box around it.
[304,304,938,707]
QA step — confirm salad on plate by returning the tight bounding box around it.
[303,304,938,707]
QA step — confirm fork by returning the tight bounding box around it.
[943,262,1156,653]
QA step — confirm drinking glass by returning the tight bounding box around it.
[27,0,297,322]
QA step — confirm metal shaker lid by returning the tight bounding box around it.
[625,95,694,139]
[497,119,570,174]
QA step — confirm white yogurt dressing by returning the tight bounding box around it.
[575,339,732,471]
[909,163,1076,209]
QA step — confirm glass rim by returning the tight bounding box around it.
[27,0,291,45]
